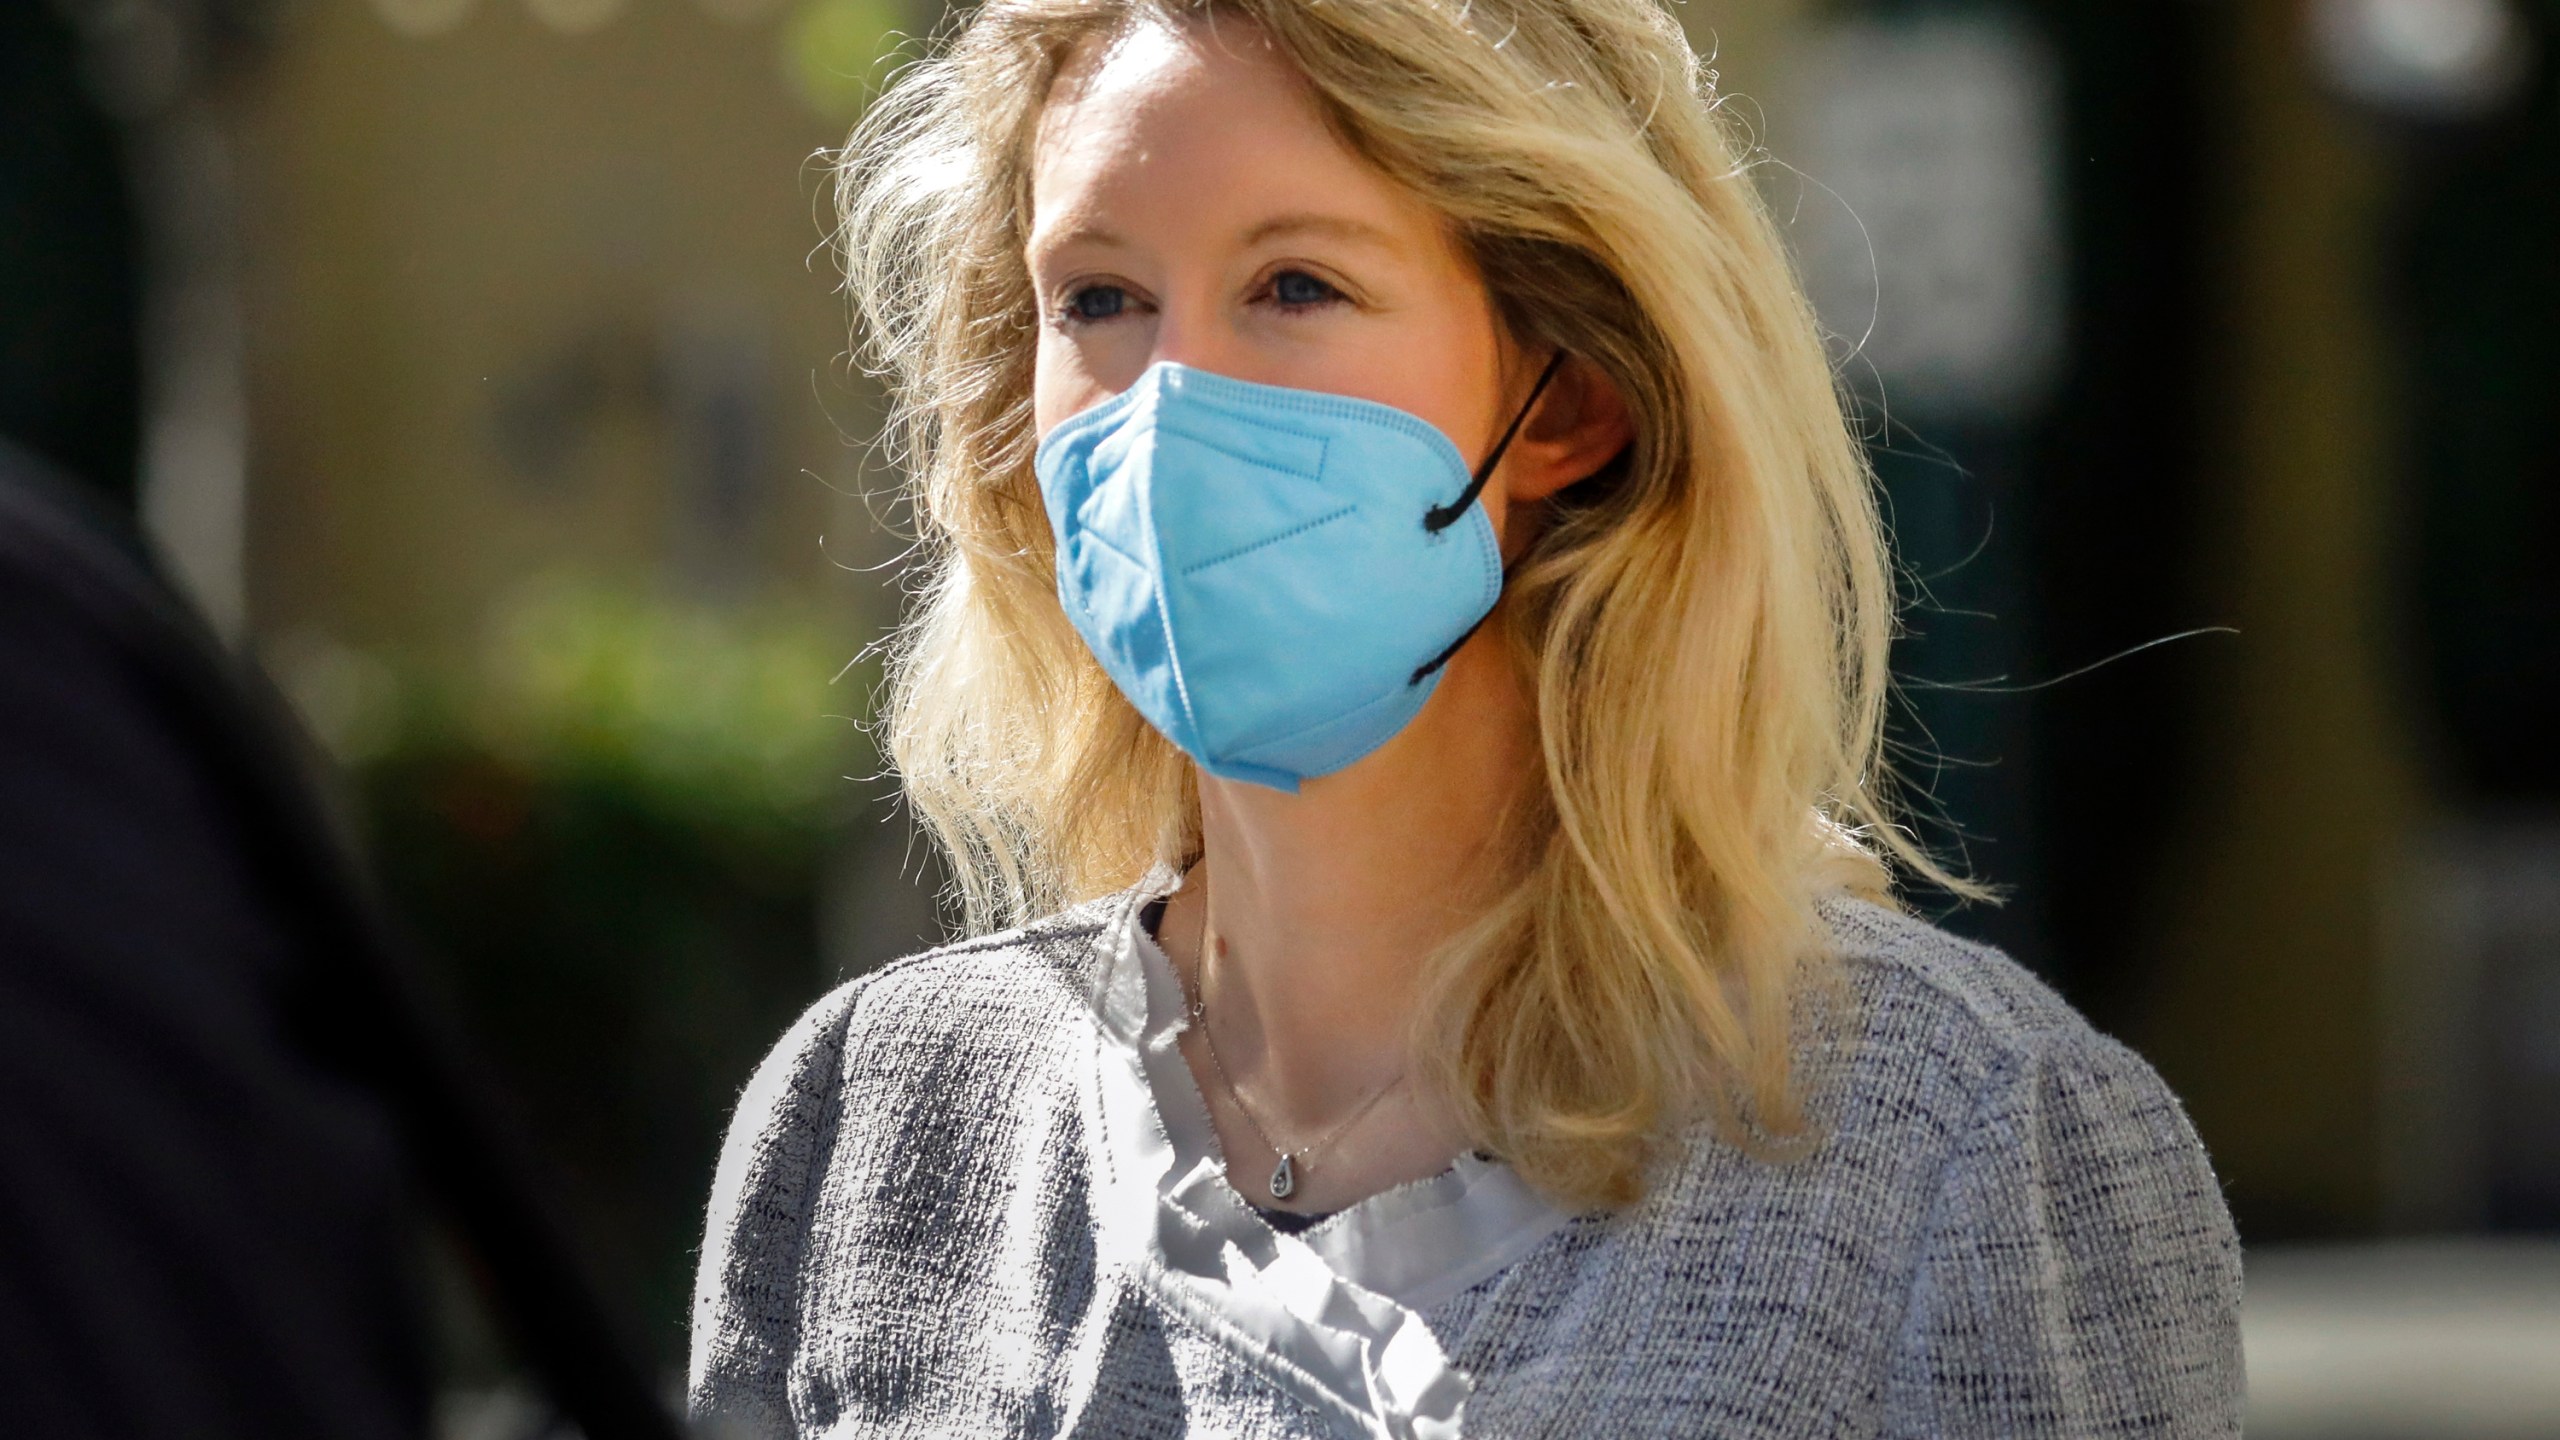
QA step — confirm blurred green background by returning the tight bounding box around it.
[310,578,876,1340]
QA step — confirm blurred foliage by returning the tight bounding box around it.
[783,0,914,122]
[458,578,860,855]
[276,578,876,1370]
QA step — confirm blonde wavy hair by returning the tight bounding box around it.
[838,0,1952,1209]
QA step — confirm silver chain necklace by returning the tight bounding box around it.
[1180,894,1407,1203]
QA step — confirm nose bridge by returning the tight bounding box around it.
[1148,325,1224,380]
[1145,277,1240,381]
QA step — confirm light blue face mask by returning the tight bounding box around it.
[1033,351,1565,792]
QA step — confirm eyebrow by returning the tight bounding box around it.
[1027,221,1124,258]
[1235,212,1402,250]
[1028,211,1403,265]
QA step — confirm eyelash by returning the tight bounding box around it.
[1053,283,1136,327]
[1048,268,1350,328]
[1263,268,1347,311]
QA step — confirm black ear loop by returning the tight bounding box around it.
[1421,347,1571,535]
[1409,347,1571,685]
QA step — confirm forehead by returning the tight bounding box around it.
[1034,16,1305,163]
[1025,16,1445,253]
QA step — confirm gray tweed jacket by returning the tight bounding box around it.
[689,874,2244,1438]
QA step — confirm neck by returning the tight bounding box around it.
[1172,618,1537,1127]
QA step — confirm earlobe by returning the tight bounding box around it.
[1510,356,1635,505]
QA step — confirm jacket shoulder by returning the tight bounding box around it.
[1816,894,2140,1077]
[850,888,1122,1024]
[688,890,1134,1417]
[1796,895,2228,1231]
[746,889,1132,1104]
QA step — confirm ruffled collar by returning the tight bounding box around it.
[1074,865,1573,1439]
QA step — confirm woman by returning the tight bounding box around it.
[689,1,2244,1435]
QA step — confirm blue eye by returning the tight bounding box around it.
[1063,284,1129,322]
[1270,270,1340,308]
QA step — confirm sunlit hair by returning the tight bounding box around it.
[837,0,1964,1209]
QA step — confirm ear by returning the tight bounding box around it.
[1500,353,1635,506]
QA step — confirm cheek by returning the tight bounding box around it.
[1031,332,1097,438]
[1389,310,1522,546]
[1395,316,1512,477]
[1033,324,1152,440]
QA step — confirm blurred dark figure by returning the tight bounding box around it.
[0,446,427,1436]
[0,446,685,1439]
[0,3,143,508]
[0,5,430,1431]
[3,3,405,1430]
[0,10,681,1427]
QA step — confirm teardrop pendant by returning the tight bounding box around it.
[1268,1153,1297,1200]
